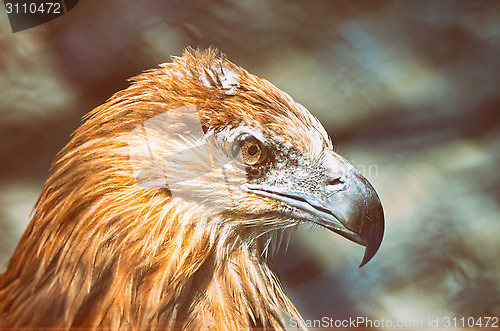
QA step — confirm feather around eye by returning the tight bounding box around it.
[232,134,266,166]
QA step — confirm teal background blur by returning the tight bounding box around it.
[1,1,499,327]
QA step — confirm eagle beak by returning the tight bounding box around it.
[315,168,384,267]
[242,168,384,267]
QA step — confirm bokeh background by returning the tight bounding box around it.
[1,1,499,329]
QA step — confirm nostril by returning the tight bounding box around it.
[326,177,347,194]
[327,177,344,186]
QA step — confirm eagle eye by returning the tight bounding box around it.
[232,134,266,166]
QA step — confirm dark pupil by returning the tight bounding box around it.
[247,144,258,156]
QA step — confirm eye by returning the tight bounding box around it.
[232,134,266,166]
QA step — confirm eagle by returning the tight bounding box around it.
[0,48,384,330]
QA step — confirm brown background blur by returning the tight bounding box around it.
[1,1,499,328]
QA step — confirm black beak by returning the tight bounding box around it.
[242,168,384,267]
[315,168,384,267]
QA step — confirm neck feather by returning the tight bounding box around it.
[0,184,302,330]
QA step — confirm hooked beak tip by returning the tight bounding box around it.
[332,169,385,267]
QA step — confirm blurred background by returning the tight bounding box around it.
[1,0,499,329]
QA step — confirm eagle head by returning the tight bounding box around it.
[0,48,384,330]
